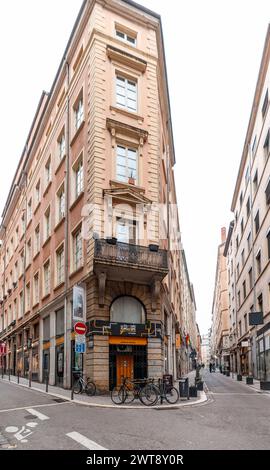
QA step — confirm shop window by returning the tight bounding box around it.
[110,296,145,324]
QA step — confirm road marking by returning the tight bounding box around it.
[0,401,71,414]
[26,408,50,420]
[211,392,259,395]
[66,431,107,450]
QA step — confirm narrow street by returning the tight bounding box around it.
[1,371,270,450]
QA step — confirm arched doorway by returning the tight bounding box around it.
[109,296,147,389]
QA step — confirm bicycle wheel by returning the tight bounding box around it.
[72,379,82,394]
[123,384,136,404]
[85,381,96,396]
[139,384,159,406]
[165,386,179,404]
[111,386,126,404]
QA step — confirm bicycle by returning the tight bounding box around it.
[72,371,96,396]
[111,377,158,406]
[143,378,179,405]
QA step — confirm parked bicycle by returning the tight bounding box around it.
[111,377,158,406]
[143,378,179,405]
[72,371,96,396]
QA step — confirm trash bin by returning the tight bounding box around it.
[179,377,189,399]
[163,374,173,388]
[189,385,197,397]
[196,380,204,391]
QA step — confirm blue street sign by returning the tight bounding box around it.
[75,343,86,353]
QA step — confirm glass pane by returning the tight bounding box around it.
[117,146,126,156]
[110,296,145,324]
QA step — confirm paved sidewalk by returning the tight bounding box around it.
[219,371,270,394]
[0,370,207,410]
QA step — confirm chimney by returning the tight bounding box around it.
[221,227,226,243]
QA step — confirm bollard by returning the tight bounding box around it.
[29,371,32,388]
[17,370,20,384]
[1,367,3,379]
[45,371,49,393]
[8,368,10,381]
[71,386,74,401]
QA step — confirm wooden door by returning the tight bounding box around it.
[116,355,134,386]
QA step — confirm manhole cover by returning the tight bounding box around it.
[53,398,67,403]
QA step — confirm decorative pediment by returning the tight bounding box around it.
[107,45,147,73]
[104,185,152,205]
[106,118,148,143]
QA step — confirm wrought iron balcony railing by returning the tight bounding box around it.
[94,239,168,272]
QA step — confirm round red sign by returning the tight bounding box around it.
[74,322,87,335]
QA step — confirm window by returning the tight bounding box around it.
[57,184,65,222]
[241,249,245,267]
[246,197,250,218]
[236,235,239,249]
[115,28,137,46]
[245,166,250,187]
[45,157,52,186]
[27,199,32,223]
[33,272,39,305]
[110,296,145,323]
[56,308,64,336]
[116,145,137,183]
[26,238,31,267]
[254,211,260,235]
[248,267,253,290]
[258,293,263,314]
[73,157,84,199]
[19,291,23,318]
[239,320,242,337]
[262,89,268,118]
[243,280,246,299]
[263,129,270,158]
[256,251,262,277]
[73,227,83,271]
[240,192,243,207]
[34,225,40,255]
[247,232,251,252]
[253,170,258,193]
[15,226,19,247]
[241,218,244,236]
[14,299,17,322]
[237,263,239,278]
[251,135,257,159]
[58,129,66,160]
[20,250,24,277]
[44,206,51,241]
[267,230,270,259]
[116,217,137,243]
[35,180,41,206]
[238,290,241,307]
[244,314,248,332]
[265,179,270,205]
[74,93,84,130]
[14,262,18,283]
[56,245,64,285]
[43,261,50,296]
[116,76,137,112]
[26,283,30,312]
[21,214,26,235]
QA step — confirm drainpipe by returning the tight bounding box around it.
[21,170,27,378]
[64,58,71,388]
[248,143,257,379]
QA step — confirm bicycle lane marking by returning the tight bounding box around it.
[66,431,107,450]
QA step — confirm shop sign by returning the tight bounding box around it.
[87,319,162,338]
[0,343,6,355]
[73,285,86,322]
[249,312,263,326]
[241,341,249,347]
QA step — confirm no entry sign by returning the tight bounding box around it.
[74,322,87,335]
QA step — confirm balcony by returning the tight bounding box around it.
[94,239,168,308]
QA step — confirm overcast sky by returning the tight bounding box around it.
[0,0,269,335]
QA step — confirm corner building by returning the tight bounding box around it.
[0,0,195,391]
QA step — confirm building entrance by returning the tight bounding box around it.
[109,343,147,390]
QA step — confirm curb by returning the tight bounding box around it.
[0,377,208,410]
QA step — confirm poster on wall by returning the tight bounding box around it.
[73,285,86,322]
